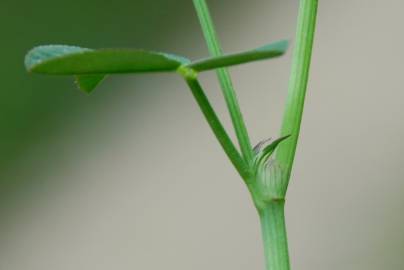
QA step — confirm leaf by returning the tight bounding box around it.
[25,45,190,75]
[75,75,106,93]
[187,40,288,72]
[253,135,291,168]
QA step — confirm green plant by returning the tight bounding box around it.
[24,0,318,269]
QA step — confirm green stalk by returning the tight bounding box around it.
[192,0,255,165]
[276,0,319,192]
[259,1,318,270]
[259,201,290,270]
[179,69,250,180]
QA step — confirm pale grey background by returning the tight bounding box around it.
[1,1,403,269]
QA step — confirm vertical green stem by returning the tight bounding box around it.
[260,1,318,270]
[192,0,255,164]
[259,201,290,270]
[276,0,319,192]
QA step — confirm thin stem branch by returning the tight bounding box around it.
[192,0,255,165]
[276,0,319,194]
[182,74,251,180]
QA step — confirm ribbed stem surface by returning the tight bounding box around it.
[259,201,290,270]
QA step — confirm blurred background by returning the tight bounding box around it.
[1,0,403,269]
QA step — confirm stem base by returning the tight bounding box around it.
[259,201,290,270]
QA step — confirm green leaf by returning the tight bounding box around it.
[253,135,291,169]
[75,75,106,93]
[25,45,190,74]
[187,40,288,72]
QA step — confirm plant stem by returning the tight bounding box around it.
[192,0,255,165]
[190,1,318,270]
[259,201,290,270]
[259,1,318,270]
[182,73,251,180]
[276,0,319,193]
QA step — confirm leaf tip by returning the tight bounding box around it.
[278,39,290,51]
[75,75,106,94]
[256,39,289,55]
[24,44,90,73]
[24,46,39,72]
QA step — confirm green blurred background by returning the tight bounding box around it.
[1,0,403,269]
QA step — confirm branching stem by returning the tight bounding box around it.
[190,1,318,270]
[25,1,318,269]
[180,70,251,180]
[192,0,255,165]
